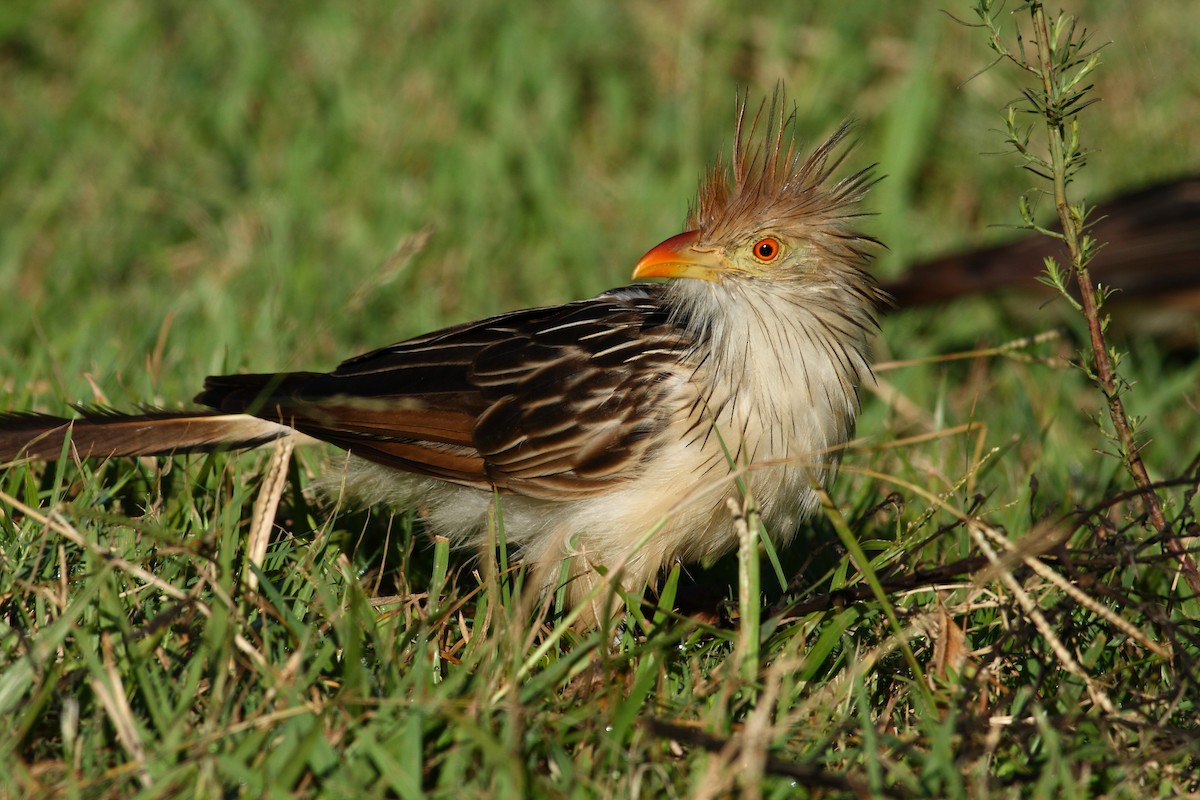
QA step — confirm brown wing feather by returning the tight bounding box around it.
[197,285,693,499]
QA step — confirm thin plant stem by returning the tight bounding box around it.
[975,0,1200,593]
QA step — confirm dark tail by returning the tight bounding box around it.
[1,371,325,464]
[886,174,1200,310]
[0,408,290,464]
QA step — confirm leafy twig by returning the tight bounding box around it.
[973,0,1200,593]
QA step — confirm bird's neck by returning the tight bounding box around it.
[664,276,878,463]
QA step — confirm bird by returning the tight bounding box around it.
[0,95,886,626]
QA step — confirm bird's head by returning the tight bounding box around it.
[632,94,880,291]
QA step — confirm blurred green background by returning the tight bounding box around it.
[2,0,1197,410]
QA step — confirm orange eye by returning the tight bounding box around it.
[753,237,781,262]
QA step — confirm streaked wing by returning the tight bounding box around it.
[199,285,694,499]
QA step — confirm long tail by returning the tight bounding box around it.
[0,408,290,463]
[886,174,1200,308]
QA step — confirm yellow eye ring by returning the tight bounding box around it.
[753,237,781,262]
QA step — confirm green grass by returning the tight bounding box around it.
[3,1,1200,797]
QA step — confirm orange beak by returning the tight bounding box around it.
[631,230,725,282]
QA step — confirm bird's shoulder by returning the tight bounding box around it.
[330,283,685,381]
